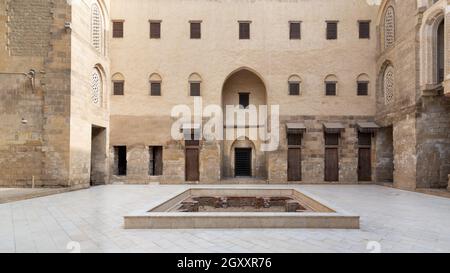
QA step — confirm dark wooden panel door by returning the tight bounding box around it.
[288,148,302,181]
[325,148,339,182]
[235,148,252,177]
[358,148,372,181]
[185,148,199,181]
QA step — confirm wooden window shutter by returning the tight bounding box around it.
[359,21,370,39]
[112,21,124,38]
[326,82,337,96]
[190,22,201,39]
[150,22,161,39]
[151,82,161,96]
[113,81,124,95]
[239,22,250,39]
[190,82,201,96]
[326,22,338,40]
[290,22,301,40]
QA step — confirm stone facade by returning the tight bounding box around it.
[0,0,449,190]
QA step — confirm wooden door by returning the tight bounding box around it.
[358,148,372,181]
[288,148,302,181]
[185,148,199,181]
[325,148,339,182]
[235,148,252,177]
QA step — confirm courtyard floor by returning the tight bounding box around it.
[0,184,450,253]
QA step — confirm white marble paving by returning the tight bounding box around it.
[0,184,450,253]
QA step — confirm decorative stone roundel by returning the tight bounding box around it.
[91,68,102,105]
[383,66,394,105]
[384,6,395,48]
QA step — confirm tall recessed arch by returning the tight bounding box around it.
[419,4,445,92]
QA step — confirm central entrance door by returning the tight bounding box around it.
[325,148,339,182]
[235,148,252,177]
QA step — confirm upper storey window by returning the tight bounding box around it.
[326,21,338,40]
[384,6,395,48]
[239,21,251,40]
[91,3,103,52]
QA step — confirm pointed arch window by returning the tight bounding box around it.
[383,66,394,105]
[384,6,395,48]
[91,68,103,105]
[91,3,103,52]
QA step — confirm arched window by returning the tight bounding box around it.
[188,73,202,97]
[384,6,395,49]
[357,74,370,96]
[91,3,103,52]
[288,75,302,96]
[383,66,394,105]
[91,68,103,105]
[324,75,338,96]
[149,73,162,96]
[112,73,125,96]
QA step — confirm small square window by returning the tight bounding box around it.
[239,22,251,40]
[359,21,370,39]
[357,82,369,96]
[239,93,250,108]
[112,21,124,38]
[190,82,201,96]
[289,82,300,96]
[290,22,301,40]
[190,22,201,39]
[325,133,340,146]
[151,82,161,96]
[150,21,161,39]
[288,133,302,146]
[326,22,338,40]
[325,82,337,96]
[113,81,124,96]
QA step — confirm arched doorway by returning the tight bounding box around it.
[221,68,268,179]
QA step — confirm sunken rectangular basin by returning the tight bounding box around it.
[124,188,360,229]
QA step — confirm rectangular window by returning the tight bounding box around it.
[150,82,161,96]
[359,21,371,39]
[113,81,124,96]
[114,146,127,176]
[325,133,340,146]
[325,82,337,96]
[239,93,250,108]
[358,133,372,146]
[112,21,124,38]
[190,82,201,96]
[288,133,302,146]
[190,22,201,39]
[357,82,369,96]
[290,22,301,40]
[150,21,161,39]
[326,21,338,40]
[239,21,251,40]
[149,146,163,176]
[289,82,300,96]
